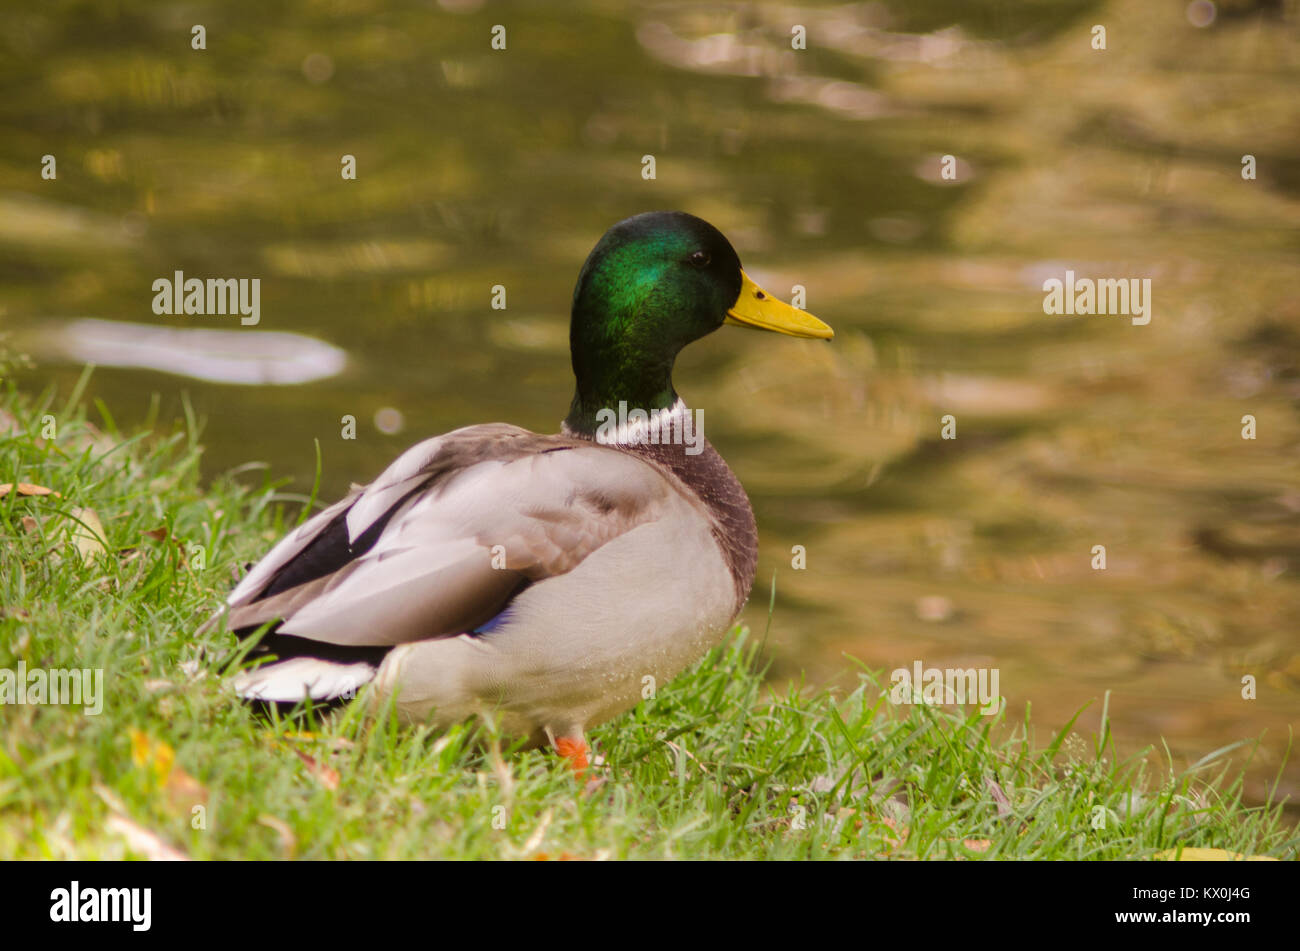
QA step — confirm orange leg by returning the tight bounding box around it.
[553,735,591,780]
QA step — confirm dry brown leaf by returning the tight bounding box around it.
[106,814,189,861]
[68,507,107,564]
[0,482,61,498]
[164,768,208,815]
[276,731,320,742]
[521,808,554,854]
[166,767,206,800]
[258,814,297,858]
[874,816,908,856]
[985,777,1013,818]
[127,728,208,813]
[129,728,175,785]
[293,748,340,790]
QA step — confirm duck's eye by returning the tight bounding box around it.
[688,250,711,268]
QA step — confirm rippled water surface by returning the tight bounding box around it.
[4,1,1299,809]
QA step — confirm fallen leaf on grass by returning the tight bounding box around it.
[128,728,208,812]
[985,776,1013,818]
[106,814,189,861]
[129,728,174,784]
[0,483,61,498]
[67,507,107,564]
[868,815,908,856]
[257,814,297,858]
[31,506,109,565]
[664,739,709,774]
[264,730,353,751]
[293,748,340,790]
[521,808,554,855]
[117,526,181,565]
[163,767,208,812]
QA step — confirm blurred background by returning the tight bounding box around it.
[2,0,1298,811]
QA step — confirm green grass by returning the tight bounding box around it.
[1,364,1296,860]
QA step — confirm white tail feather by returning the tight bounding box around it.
[233,657,376,703]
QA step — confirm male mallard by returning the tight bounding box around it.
[222,211,833,772]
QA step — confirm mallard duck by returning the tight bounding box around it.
[220,211,833,773]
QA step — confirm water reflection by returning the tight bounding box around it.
[34,319,347,386]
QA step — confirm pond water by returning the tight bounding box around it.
[4,1,1298,812]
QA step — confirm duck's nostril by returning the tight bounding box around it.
[755,291,766,300]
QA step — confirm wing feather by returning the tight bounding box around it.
[221,425,683,650]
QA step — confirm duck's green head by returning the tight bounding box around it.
[564,211,833,434]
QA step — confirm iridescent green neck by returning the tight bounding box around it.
[565,375,678,435]
[562,329,679,435]
[562,241,686,434]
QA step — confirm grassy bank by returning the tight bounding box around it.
[0,366,1295,860]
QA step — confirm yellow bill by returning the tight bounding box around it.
[725,270,834,340]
